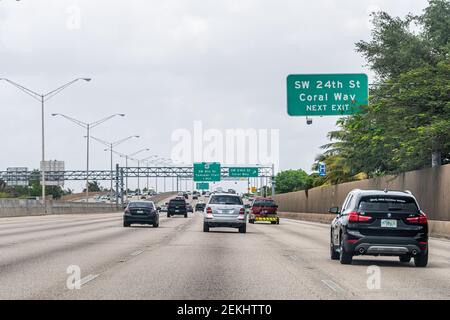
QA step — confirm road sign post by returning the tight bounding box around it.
[287,74,368,116]
[319,162,326,177]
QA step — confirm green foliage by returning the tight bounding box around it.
[0,169,69,200]
[316,0,450,185]
[275,169,309,194]
[83,181,102,193]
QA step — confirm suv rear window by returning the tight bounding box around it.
[253,200,277,207]
[209,195,243,205]
[169,199,186,206]
[358,196,419,212]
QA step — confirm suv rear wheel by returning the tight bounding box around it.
[203,223,209,232]
[330,233,339,260]
[239,225,247,233]
[414,251,428,267]
[339,237,353,264]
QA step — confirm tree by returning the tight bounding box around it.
[317,0,450,183]
[83,181,102,192]
[275,169,309,194]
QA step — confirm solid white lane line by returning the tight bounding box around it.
[80,274,99,286]
[281,218,329,228]
[321,279,345,293]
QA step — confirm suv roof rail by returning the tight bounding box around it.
[404,190,412,194]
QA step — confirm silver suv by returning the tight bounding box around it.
[203,193,247,233]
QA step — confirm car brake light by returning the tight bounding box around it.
[205,207,214,219]
[239,208,245,215]
[406,212,427,224]
[348,212,372,223]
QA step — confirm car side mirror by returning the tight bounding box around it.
[156,206,161,211]
[329,207,340,214]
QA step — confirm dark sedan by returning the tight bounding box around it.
[123,201,159,228]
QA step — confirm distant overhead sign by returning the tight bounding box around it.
[228,167,259,178]
[5,167,28,187]
[40,160,65,186]
[196,182,209,190]
[287,74,368,116]
[193,162,221,182]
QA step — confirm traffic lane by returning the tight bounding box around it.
[268,219,450,299]
[0,210,191,299]
[60,213,346,300]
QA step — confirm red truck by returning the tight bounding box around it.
[248,197,280,224]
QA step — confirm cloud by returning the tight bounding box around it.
[0,0,429,192]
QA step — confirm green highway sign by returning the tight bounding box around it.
[229,167,259,178]
[193,162,221,182]
[196,182,209,190]
[287,74,368,116]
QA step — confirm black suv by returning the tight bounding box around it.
[330,189,428,267]
[167,197,188,218]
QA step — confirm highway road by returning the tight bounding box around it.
[1,197,450,300]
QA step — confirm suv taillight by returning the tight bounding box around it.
[348,212,372,223]
[206,207,212,214]
[406,212,427,224]
[239,208,245,215]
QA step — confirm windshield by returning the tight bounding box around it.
[358,197,419,212]
[209,195,243,205]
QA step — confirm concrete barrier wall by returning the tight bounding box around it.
[0,192,178,218]
[273,164,450,221]
[0,199,119,217]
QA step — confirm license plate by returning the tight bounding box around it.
[136,210,143,214]
[175,210,180,212]
[381,219,397,228]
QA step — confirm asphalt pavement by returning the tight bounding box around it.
[1,197,450,300]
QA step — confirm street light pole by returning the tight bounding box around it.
[91,135,140,199]
[0,77,91,213]
[134,154,158,195]
[119,148,150,198]
[86,124,90,202]
[52,113,125,203]
[41,95,45,204]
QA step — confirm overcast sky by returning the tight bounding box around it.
[0,0,429,192]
